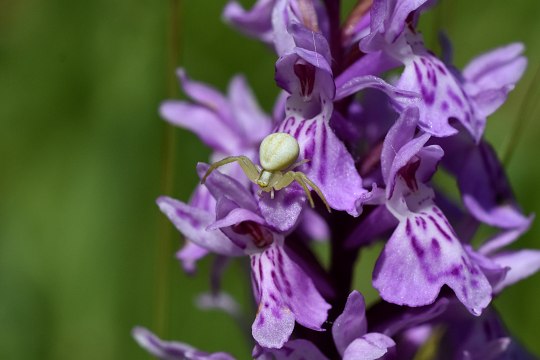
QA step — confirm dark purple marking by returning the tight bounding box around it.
[277,247,284,266]
[306,120,316,136]
[461,285,468,299]
[264,302,269,308]
[471,279,479,288]
[304,138,315,160]
[436,63,447,75]
[420,57,428,65]
[271,271,282,292]
[414,62,423,82]
[421,84,435,105]
[431,238,441,257]
[441,101,449,112]
[269,292,279,302]
[450,266,461,277]
[257,313,265,326]
[175,208,200,228]
[294,120,306,139]
[420,217,427,229]
[428,215,453,242]
[411,235,425,258]
[318,123,327,184]
[405,219,412,236]
[258,259,264,283]
[272,306,282,319]
[447,88,463,107]
[430,70,438,86]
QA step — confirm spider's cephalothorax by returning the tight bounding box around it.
[201,133,331,212]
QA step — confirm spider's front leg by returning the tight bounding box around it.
[201,155,260,184]
[295,173,331,212]
[273,171,317,209]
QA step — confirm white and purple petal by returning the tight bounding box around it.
[157,196,243,257]
[277,114,366,215]
[228,75,273,145]
[462,43,526,118]
[160,100,242,154]
[374,192,492,315]
[251,241,330,348]
[332,290,368,356]
[223,0,276,44]
[132,327,235,360]
[342,333,395,360]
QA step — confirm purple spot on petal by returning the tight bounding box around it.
[431,238,441,257]
[421,85,435,105]
[258,260,264,282]
[411,235,425,258]
[294,120,306,139]
[447,88,463,107]
[257,313,265,326]
[428,215,453,242]
[441,101,449,112]
[451,266,461,277]
[436,64,447,75]
[414,62,423,82]
[272,307,282,319]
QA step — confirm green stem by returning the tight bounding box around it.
[154,0,182,338]
[503,64,540,166]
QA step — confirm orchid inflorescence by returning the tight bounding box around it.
[133,0,540,359]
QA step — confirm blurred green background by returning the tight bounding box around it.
[1,0,539,358]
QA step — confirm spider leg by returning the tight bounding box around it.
[201,155,259,184]
[273,171,317,209]
[292,174,316,208]
[296,173,331,212]
[289,158,310,170]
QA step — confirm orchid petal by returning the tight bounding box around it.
[157,196,243,257]
[160,101,241,154]
[343,333,395,360]
[374,196,492,315]
[332,290,368,356]
[223,0,275,43]
[228,75,272,144]
[132,327,235,360]
[196,163,258,213]
[258,186,305,232]
[491,250,540,293]
[277,114,366,215]
[251,242,330,348]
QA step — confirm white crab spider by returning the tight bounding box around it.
[202,132,331,212]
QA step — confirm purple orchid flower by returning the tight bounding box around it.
[159,163,330,349]
[160,69,272,272]
[267,17,420,225]
[359,0,526,141]
[373,107,492,315]
[253,291,395,360]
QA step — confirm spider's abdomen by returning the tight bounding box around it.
[259,132,299,171]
